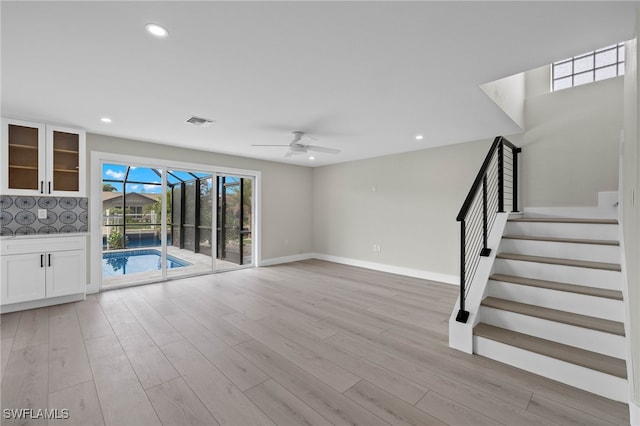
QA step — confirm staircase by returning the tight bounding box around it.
[473,215,628,402]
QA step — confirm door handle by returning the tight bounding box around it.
[48,253,51,267]
[40,181,44,194]
[40,254,44,268]
[48,181,52,194]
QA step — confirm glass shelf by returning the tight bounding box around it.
[9,144,38,150]
[9,165,38,170]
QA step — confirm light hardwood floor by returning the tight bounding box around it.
[0,259,630,425]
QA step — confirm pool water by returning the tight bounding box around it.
[102,249,191,277]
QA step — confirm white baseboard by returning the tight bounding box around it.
[86,281,99,294]
[523,206,617,219]
[310,253,458,285]
[260,252,458,285]
[260,253,314,267]
[0,293,86,314]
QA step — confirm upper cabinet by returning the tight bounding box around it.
[1,118,86,197]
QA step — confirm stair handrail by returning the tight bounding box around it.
[455,136,521,323]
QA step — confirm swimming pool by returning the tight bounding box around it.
[102,249,191,277]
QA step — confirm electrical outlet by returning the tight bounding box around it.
[38,209,48,219]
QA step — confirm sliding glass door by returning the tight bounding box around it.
[100,162,256,288]
[166,169,214,279]
[102,163,164,286]
[216,174,253,271]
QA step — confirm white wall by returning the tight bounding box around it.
[312,139,491,279]
[87,134,314,264]
[480,71,526,129]
[622,28,640,408]
[512,67,623,207]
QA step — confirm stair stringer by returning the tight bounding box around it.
[618,209,639,423]
[449,212,512,353]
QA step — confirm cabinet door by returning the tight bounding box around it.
[45,250,85,298]
[46,125,86,196]
[1,253,47,305]
[1,118,46,195]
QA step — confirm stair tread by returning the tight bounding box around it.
[502,234,619,246]
[508,217,618,224]
[481,297,625,336]
[489,274,623,300]
[474,323,627,379]
[496,252,621,271]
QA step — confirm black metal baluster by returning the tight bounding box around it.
[512,147,521,212]
[480,174,491,257]
[498,140,505,213]
[456,220,469,323]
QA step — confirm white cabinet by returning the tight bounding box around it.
[0,235,86,308]
[1,118,86,196]
[46,249,86,298]
[1,253,46,304]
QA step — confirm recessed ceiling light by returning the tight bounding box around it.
[101,117,112,123]
[415,134,424,140]
[309,156,315,160]
[146,23,168,38]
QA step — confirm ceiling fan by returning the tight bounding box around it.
[252,131,340,157]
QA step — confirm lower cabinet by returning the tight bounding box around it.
[0,235,86,308]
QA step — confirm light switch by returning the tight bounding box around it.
[38,209,48,219]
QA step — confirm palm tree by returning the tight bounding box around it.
[103,183,117,192]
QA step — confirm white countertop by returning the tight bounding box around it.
[0,232,88,241]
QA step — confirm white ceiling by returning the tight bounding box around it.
[1,1,637,167]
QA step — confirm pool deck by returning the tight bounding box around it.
[102,246,246,288]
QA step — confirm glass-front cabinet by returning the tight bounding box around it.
[2,119,45,193]
[1,118,85,196]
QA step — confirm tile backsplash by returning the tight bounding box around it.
[0,195,88,236]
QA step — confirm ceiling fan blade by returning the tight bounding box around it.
[252,144,290,147]
[306,145,340,154]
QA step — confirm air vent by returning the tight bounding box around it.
[186,116,215,127]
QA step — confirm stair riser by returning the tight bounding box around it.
[474,336,628,402]
[493,259,622,290]
[478,307,626,358]
[498,239,620,264]
[487,280,624,322]
[505,222,618,240]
